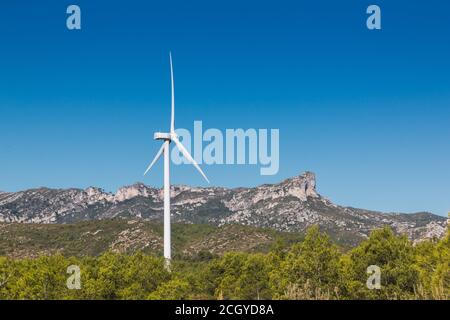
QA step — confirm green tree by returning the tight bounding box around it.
[4,255,69,300]
[202,252,274,300]
[0,257,13,299]
[431,225,450,299]
[340,227,419,299]
[148,278,191,300]
[270,226,341,299]
[80,252,170,300]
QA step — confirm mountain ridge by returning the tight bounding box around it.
[0,172,447,245]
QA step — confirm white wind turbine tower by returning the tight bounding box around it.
[144,53,210,269]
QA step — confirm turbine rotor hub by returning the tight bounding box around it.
[154,132,172,141]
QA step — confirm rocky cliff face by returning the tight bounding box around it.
[0,172,447,245]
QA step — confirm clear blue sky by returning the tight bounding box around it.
[0,1,449,216]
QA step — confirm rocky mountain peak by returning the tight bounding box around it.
[115,183,154,202]
[83,184,159,203]
[84,187,107,197]
[280,171,319,201]
[83,187,113,203]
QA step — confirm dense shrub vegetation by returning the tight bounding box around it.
[0,226,448,300]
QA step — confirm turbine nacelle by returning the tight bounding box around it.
[154,132,172,141]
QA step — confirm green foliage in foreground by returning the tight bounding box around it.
[0,226,448,300]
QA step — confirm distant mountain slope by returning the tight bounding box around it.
[0,219,303,259]
[0,172,447,245]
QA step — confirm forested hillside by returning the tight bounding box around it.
[0,225,448,300]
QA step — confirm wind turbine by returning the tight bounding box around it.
[144,53,210,269]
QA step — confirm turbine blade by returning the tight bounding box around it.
[172,135,210,183]
[144,144,165,176]
[170,52,175,134]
